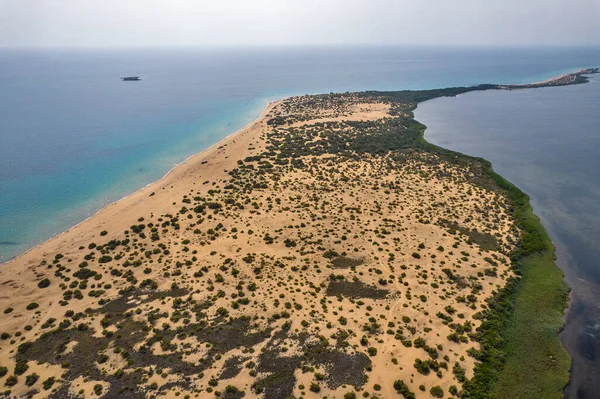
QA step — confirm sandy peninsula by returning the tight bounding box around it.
[0,80,578,398]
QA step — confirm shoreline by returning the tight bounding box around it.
[3,68,597,265]
[1,99,280,266]
[413,85,596,397]
[495,67,599,89]
[413,118,571,397]
[0,68,595,398]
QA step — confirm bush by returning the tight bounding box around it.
[26,302,39,310]
[4,375,17,387]
[25,373,39,386]
[430,386,444,398]
[38,278,50,288]
[393,380,415,399]
[42,376,56,390]
[73,268,96,280]
[225,385,240,393]
[14,360,28,375]
[414,358,431,375]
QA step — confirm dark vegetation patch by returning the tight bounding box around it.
[15,288,271,398]
[100,286,189,314]
[331,256,364,269]
[253,329,370,399]
[326,280,389,300]
[438,218,499,251]
[136,314,271,379]
[220,356,250,380]
[221,385,246,399]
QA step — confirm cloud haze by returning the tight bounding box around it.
[1,0,599,48]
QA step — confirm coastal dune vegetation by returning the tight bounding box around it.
[0,70,593,399]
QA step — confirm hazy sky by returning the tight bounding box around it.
[1,0,599,48]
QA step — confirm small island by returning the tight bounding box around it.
[0,69,596,399]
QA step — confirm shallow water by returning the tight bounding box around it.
[415,75,600,398]
[2,46,600,262]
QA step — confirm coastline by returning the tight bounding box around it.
[497,67,599,89]
[413,75,600,397]
[1,99,280,266]
[3,68,598,266]
[412,88,594,397]
[0,68,596,397]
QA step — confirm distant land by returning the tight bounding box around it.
[0,68,597,399]
[497,67,599,88]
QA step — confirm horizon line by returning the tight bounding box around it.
[2,43,600,51]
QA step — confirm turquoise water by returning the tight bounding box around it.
[1,46,600,263]
[415,74,600,398]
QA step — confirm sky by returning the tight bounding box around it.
[1,0,599,48]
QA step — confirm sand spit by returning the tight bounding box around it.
[0,93,520,399]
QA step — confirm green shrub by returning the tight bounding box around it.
[430,385,444,398]
[42,376,56,390]
[25,373,39,386]
[4,375,17,387]
[14,360,28,375]
[38,278,50,288]
[393,380,415,399]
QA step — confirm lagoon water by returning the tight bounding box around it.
[1,47,600,395]
[415,74,600,398]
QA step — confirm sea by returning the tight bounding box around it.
[1,46,599,396]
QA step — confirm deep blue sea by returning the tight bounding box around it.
[1,47,600,395]
[416,73,600,398]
